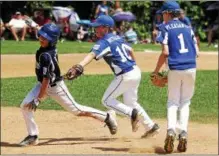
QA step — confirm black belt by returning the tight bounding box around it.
[50,83,57,87]
[50,77,63,87]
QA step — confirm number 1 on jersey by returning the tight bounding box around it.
[178,33,189,53]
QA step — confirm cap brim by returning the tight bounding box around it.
[38,30,52,41]
[88,22,102,27]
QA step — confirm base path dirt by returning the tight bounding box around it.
[1,107,218,154]
[1,52,218,78]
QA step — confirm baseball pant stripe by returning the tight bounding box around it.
[58,84,106,117]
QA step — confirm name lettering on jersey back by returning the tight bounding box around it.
[165,23,189,30]
[107,36,120,43]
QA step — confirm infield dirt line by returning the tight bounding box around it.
[1,52,218,78]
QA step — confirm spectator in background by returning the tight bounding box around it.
[152,10,163,44]
[179,9,200,48]
[77,25,88,42]
[115,21,125,38]
[33,10,51,27]
[207,16,219,47]
[95,0,109,18]
[124,24,138,44]
[0,18,5,40]
[179,9,191,27]
[31,10,51,39]
[6,11,27,41]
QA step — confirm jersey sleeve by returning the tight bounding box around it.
[185,17,191,26]
[91,40,110,60]
[191,29,197,44]
[39,53,52,78]
[156,27,168,45]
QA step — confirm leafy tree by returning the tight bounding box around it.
[121,1,212,41]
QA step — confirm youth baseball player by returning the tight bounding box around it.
[154,1,199,153]
[19,23,117,147]
[66,15,160,138]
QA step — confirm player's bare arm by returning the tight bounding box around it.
[195,43,200,58]
[154,44,168,73]
[37,78,50,100]
[79,52,96,67]
[129,48,136,62]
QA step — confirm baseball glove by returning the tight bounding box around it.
[150,71,168,87]
[64,64,84,80]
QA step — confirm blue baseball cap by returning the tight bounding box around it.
[156,9,162,15]
[89,15,115,27]
[161,1,180,13]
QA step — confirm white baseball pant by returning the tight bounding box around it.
[20,80,107,136]
[167,68,196,133]
[102,65,155,131]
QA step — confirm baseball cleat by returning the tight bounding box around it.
[141,123,160,138]
[19,135,38,147]
[104,112,117,135]
[164,129,176,153]
[177,130,187,152]
[131,108,140,132]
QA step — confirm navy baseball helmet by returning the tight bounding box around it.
[89,15,115,27]
[161,1,180,13]
[38,23,60,46]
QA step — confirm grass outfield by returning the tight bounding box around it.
[1,71,218,123]
[1,40,217,54]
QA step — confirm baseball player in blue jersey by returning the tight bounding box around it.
[179,9,191,27]
[67,15,160,138]
[154,1,199,153]
[19,23,117,147]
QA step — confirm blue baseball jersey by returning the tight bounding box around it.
[156,19,197,70]
[35,46,62,85]
[91,33,136,75]
[180,16,191,27]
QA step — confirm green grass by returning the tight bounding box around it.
[1,40,217,54]
[1,70,218,124]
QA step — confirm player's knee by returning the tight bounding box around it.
[20,100,26,109]
[101,97,107,107]
[167,100,179,108]
[179,100,190,110]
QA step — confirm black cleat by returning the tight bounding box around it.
[177,130,188,152]
[19,135,38,147]
[164,129,176,153]
[131,108,140,132]
[141,123,160,138]
[104,112,117,135]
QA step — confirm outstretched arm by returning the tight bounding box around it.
[65,52,96,80]
[79,52,96,67]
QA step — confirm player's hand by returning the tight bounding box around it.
[25,98,40,112]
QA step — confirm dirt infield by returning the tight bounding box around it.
[1,52,218,78]
[1,52,218,154]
